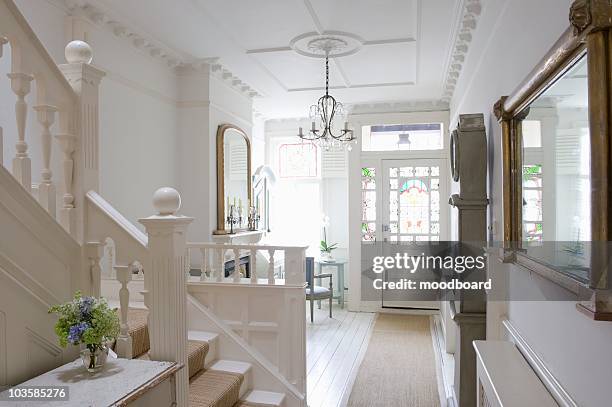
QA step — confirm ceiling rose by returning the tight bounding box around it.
[290,31,364,58]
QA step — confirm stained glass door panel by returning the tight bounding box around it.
[382,160,447,243]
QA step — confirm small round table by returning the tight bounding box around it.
[315,258,347,308]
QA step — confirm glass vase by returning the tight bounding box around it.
[80,345,108,373]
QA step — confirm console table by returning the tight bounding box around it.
[2,358,182,406]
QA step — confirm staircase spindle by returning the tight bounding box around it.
[217,248,224,282]
[250,248,257,284]
[267,249,276,284]
[200,248,208,281]
[115,264,133,358]
[7,72,34,191]
[54,133,76,233]
[85,242,104,297]
[185,248,192,280]
[0,36,7,58]
[233,248,241,282]
[33,105,58,215]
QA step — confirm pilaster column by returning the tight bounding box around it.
[139,188,193,407]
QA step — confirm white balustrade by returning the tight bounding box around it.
[55,133,76,233]
[186,242,306,286]
[33,104,58,215]
[86,242,104,297]
[268,249,276,283]
[8,72,34,191]
[114,264,133,359]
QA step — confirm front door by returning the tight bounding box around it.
[380,159,449,309]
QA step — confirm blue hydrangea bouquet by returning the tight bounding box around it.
[49,292,120,372]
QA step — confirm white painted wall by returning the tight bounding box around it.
[451,1,612,406]
[177,68,254,242]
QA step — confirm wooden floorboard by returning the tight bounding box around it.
[306,304,375,407]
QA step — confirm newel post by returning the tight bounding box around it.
[139,188,192,407]
[284,246,307,285]
[58,40,105,241]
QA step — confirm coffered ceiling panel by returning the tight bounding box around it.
[250,51,346,91]
[193,0,315,50]
[338,42,417,87]
[306,0,419,41]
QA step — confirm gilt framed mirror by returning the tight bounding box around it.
[494,0,612,319]
[215,124,252,234]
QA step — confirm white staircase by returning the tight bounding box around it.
[0,1,307,406]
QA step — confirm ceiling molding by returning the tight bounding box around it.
[62,0,261,99]
[347,99,449,115]
[264,99,449,123]
[440,0,482,104]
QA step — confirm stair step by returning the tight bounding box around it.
[240,390,286,407]
[137,339,209,379]
[125,307,150,358]
[189,330,219,366]
[190,369,244,407]
[188,330,219,343]
[209,360,253,398]
[208,360,252,376]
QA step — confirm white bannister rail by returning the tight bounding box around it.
[186,242,307,286]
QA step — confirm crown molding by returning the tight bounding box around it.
[62,0,261,100]
[440,0,482,104]
[347,99,450,115]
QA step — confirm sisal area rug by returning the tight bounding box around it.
[346,314,441,407]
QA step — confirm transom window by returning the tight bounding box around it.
[362,123,443,151]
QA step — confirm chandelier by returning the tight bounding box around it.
[297,37,356,151]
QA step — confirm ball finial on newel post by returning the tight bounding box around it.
[65,40,93,64]
[152,187,181,216]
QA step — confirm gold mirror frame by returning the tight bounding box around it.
[215,124,252,234]
[494,0,612,319]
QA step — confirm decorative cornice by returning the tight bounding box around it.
[441,0,482,104]
[62,0,261,99]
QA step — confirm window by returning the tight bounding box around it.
[362,123,443,151]
[523,164,543,242]
[361,167,376,242]
[278,143,318,178]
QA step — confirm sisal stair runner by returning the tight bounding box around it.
[123,307,246,407]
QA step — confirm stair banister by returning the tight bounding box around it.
[139,187,193,407]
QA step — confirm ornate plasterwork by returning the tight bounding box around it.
[62,0,260,99]
[441,0,482,104]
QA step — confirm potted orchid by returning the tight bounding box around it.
[49,292,120,372]
[320,215,338,261]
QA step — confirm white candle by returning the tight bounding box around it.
[311,121,316,131]
[298,127,303,136]
[344,121,349,130]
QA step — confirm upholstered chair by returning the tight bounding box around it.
[305,257,333,323]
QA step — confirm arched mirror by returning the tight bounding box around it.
[215,124,252,234]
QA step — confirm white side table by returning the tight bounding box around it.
[315,258,347,308]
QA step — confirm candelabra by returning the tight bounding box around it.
[226,204,242,234]
[247,206,260,231]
